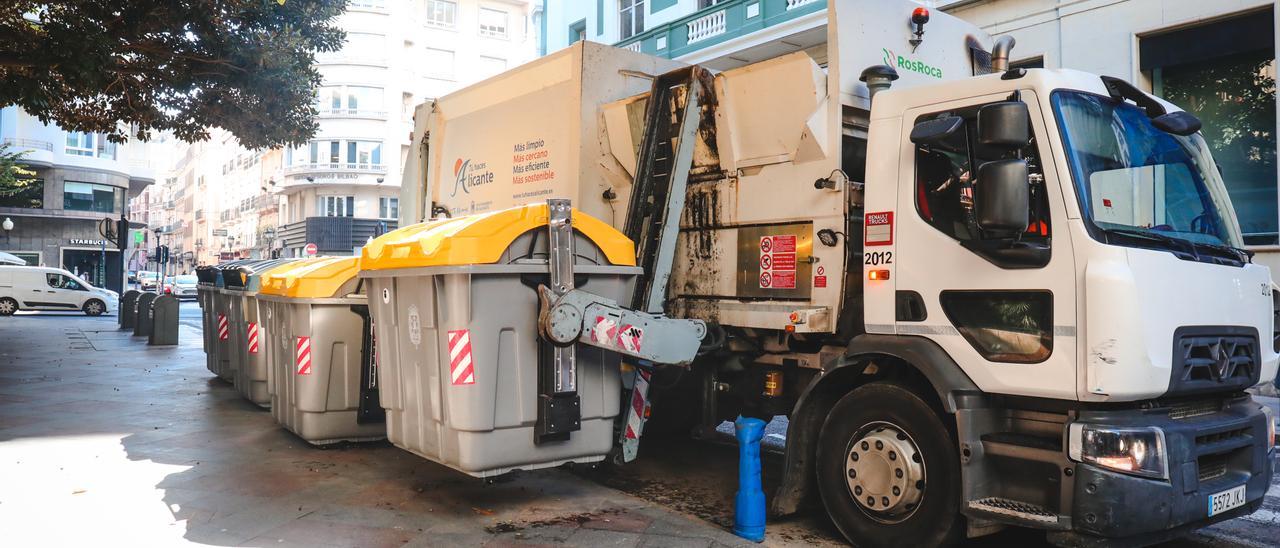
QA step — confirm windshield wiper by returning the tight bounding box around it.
[1188,241,1251,264]
[1103,228,1250,265]
[1101,228,1200,260]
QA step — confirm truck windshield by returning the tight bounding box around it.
[1051,91,1248,264]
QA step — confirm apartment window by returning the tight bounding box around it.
[379,197,399,219]
[425,0,456,28]
[424,47,455,79]
[346,141,383,168]
[65,132,117,160]
[479,7,508,38]
[291,140,384,169]
[569,20,586,43]
[619,0,645,40]
[342,32,386,58]
[321,85,384,115]
[478,55,506,78]
[64,181,122,213]
[319,195,356,217]
[698,0,727,8]
[0,178,44,209]
[65,132,94,157]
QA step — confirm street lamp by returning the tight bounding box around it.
[2,217,12,243]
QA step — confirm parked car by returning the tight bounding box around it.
[137,271,160,291]
[0,266,118,316]
[163,274,198,300]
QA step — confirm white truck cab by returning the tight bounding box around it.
[394,0,1277,544]
[0,265,117,316]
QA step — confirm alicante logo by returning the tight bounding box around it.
[882,48,943,79]
[451,158,495,197]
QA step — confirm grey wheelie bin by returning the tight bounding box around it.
[207,261,250,381]
[359,203,640,477]
[258,256,385,444]
[195,265,222,376]
[222,259,297,407]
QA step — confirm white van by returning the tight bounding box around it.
[0,266,118,316]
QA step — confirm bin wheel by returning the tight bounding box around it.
[82,299,105,316]
[816,382,963,547]
[0,297,17,316]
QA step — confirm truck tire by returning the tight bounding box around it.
[816,382,963,547]
[0,297,17,316]
[82,299,105,316]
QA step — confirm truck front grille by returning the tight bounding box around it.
[1169,327,1259,396]
[1168,400,1221,420]
[1197,453,1228,483]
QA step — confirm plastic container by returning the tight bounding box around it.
[359,203,640,477]
[259,257,385,444]
[200,261,249,381]
[221,259,298,407]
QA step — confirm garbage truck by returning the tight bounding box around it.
[386,0,1279,545]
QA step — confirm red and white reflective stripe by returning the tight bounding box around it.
[624,368,652,440]
[447,329,475,385]
[591,316,618,346]
[247,322,259,354]
[295,336,312,375]
[217,313,229,341]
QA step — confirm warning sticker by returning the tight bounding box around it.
[759,235,799,290]
[592,316,618,346]
[772,271,796,289]
[865,212,894,246]
[814,266,827,288]
[617,324,644,353]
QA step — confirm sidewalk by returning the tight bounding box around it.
[0,314,765,547]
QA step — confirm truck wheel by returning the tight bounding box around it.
[0,297,17,316]
[816,382,963,547]
[82,299,105,316]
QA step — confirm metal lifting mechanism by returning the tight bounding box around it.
[535,199,706,445]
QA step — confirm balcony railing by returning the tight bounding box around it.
[316,108,388,119]
[616,0,826,60]
[283,162,388,176]
[688,9,727,44]
[2,138,54,152]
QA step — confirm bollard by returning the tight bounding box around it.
[149,294,180,346]
[133,292,158,337]
[734,415,767,542]
[119,290,140,329]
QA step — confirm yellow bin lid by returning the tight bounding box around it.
[361,203,636,271]
[260,257,360,299]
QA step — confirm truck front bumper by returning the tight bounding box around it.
[1056,396,1274,545]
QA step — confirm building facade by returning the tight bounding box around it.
[545,0,826,71]
[0,107,158,293]
[940,0,1280,271]
[274,0,541,257]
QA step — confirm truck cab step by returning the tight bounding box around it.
[967,497,1062,526]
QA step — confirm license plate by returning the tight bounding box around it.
[1207,484,1247,517]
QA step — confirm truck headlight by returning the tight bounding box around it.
[1068,424,1168,479]
[1262,405,1276,451]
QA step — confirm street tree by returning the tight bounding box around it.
[0,1,347,149]
[0,144,38,207]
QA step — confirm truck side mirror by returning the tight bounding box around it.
[978,102,1030,148]
[910,116,964,145]
[975,159,1030,233]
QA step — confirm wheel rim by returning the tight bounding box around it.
[86,302,102,315]
[844,421,927,524]
[0,300,13,314]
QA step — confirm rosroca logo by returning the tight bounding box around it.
[882,48,943,79]
[450,158,495,197]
